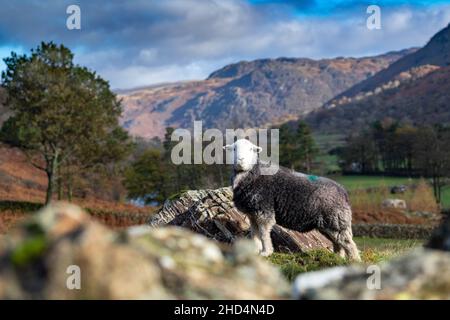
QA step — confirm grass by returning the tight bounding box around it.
[268,237,424,282]
[440,188,450,209]
[346,179,439,222]
[315,154,340,174]
[333,175,418,191]
[331,174,450,208]
[268,249,346,281]
[354,237,423,264]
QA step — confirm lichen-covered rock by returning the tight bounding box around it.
[149,187,332,253]
[128,227,289,299]
[294,215,450,300]
[294,248,450,299]
[0,202,289,299]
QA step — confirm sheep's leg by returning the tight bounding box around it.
[333,242,346,258]
[340,228,361,262]
[258,214,276,257]
[249,217,263,253]
[319,230,346,258]
[323,228,361,262]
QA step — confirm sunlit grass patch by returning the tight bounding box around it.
[269,237,424,282]
[267,249,347,282]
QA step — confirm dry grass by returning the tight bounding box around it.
[0,143,157,233]
[408,179,439,213]
[352,209,430,225]
[350,178,440,225]
[350,182,390,213]
[0,199,157,234]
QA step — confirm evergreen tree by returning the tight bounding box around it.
[0,42,130,204]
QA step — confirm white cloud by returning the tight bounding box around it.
[103,60,231,89]
[0,1,449,89]
[107,3,450,88]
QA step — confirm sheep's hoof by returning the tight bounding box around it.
[260,251,273,257]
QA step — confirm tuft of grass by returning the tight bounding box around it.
[269,237,423,282]
[408,179,439,213]
[267,249,347,282]
[354,237,423,263]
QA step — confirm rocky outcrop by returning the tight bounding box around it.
[325,64,440,109]
[149,187,332,253]
[294,248,450,299]
[0,202,289,299]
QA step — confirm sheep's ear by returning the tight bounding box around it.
[223,144,232,150]
[254,146,262,153]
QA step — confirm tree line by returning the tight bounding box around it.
[123,128,232,205]
[338,119,450,203]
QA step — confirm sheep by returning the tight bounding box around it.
[382,199,407,210]
[224,139,361,261]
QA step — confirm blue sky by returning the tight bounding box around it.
[0,0,449,89]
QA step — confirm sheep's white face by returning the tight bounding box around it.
[224,139,262,172]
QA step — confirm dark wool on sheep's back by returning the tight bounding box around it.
[232,162,352,234]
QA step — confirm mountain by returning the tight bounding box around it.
[305,65,450,133]
[304,23,450,134]
[326,23,450,107]
[118,50,414,138]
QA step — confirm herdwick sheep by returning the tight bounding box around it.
[224,139,361,261]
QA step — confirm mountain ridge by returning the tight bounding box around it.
[305,65,450,133]
[327,23,450,106]
[118,49,414,138]
[304,23,450,134]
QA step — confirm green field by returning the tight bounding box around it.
[313,133,450,207]
[269,237,423,281]
[332,175,418,190]
[442,189,450,208]
[330,175,450,208]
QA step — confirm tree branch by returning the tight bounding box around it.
[22,149,47,171]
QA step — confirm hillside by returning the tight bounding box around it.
[118,50,413,138]
[305,65,450,133]
[0,142,151,214]
[303,23,450,134]
[327,23,450,107]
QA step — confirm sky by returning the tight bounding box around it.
[0,0,450,89]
